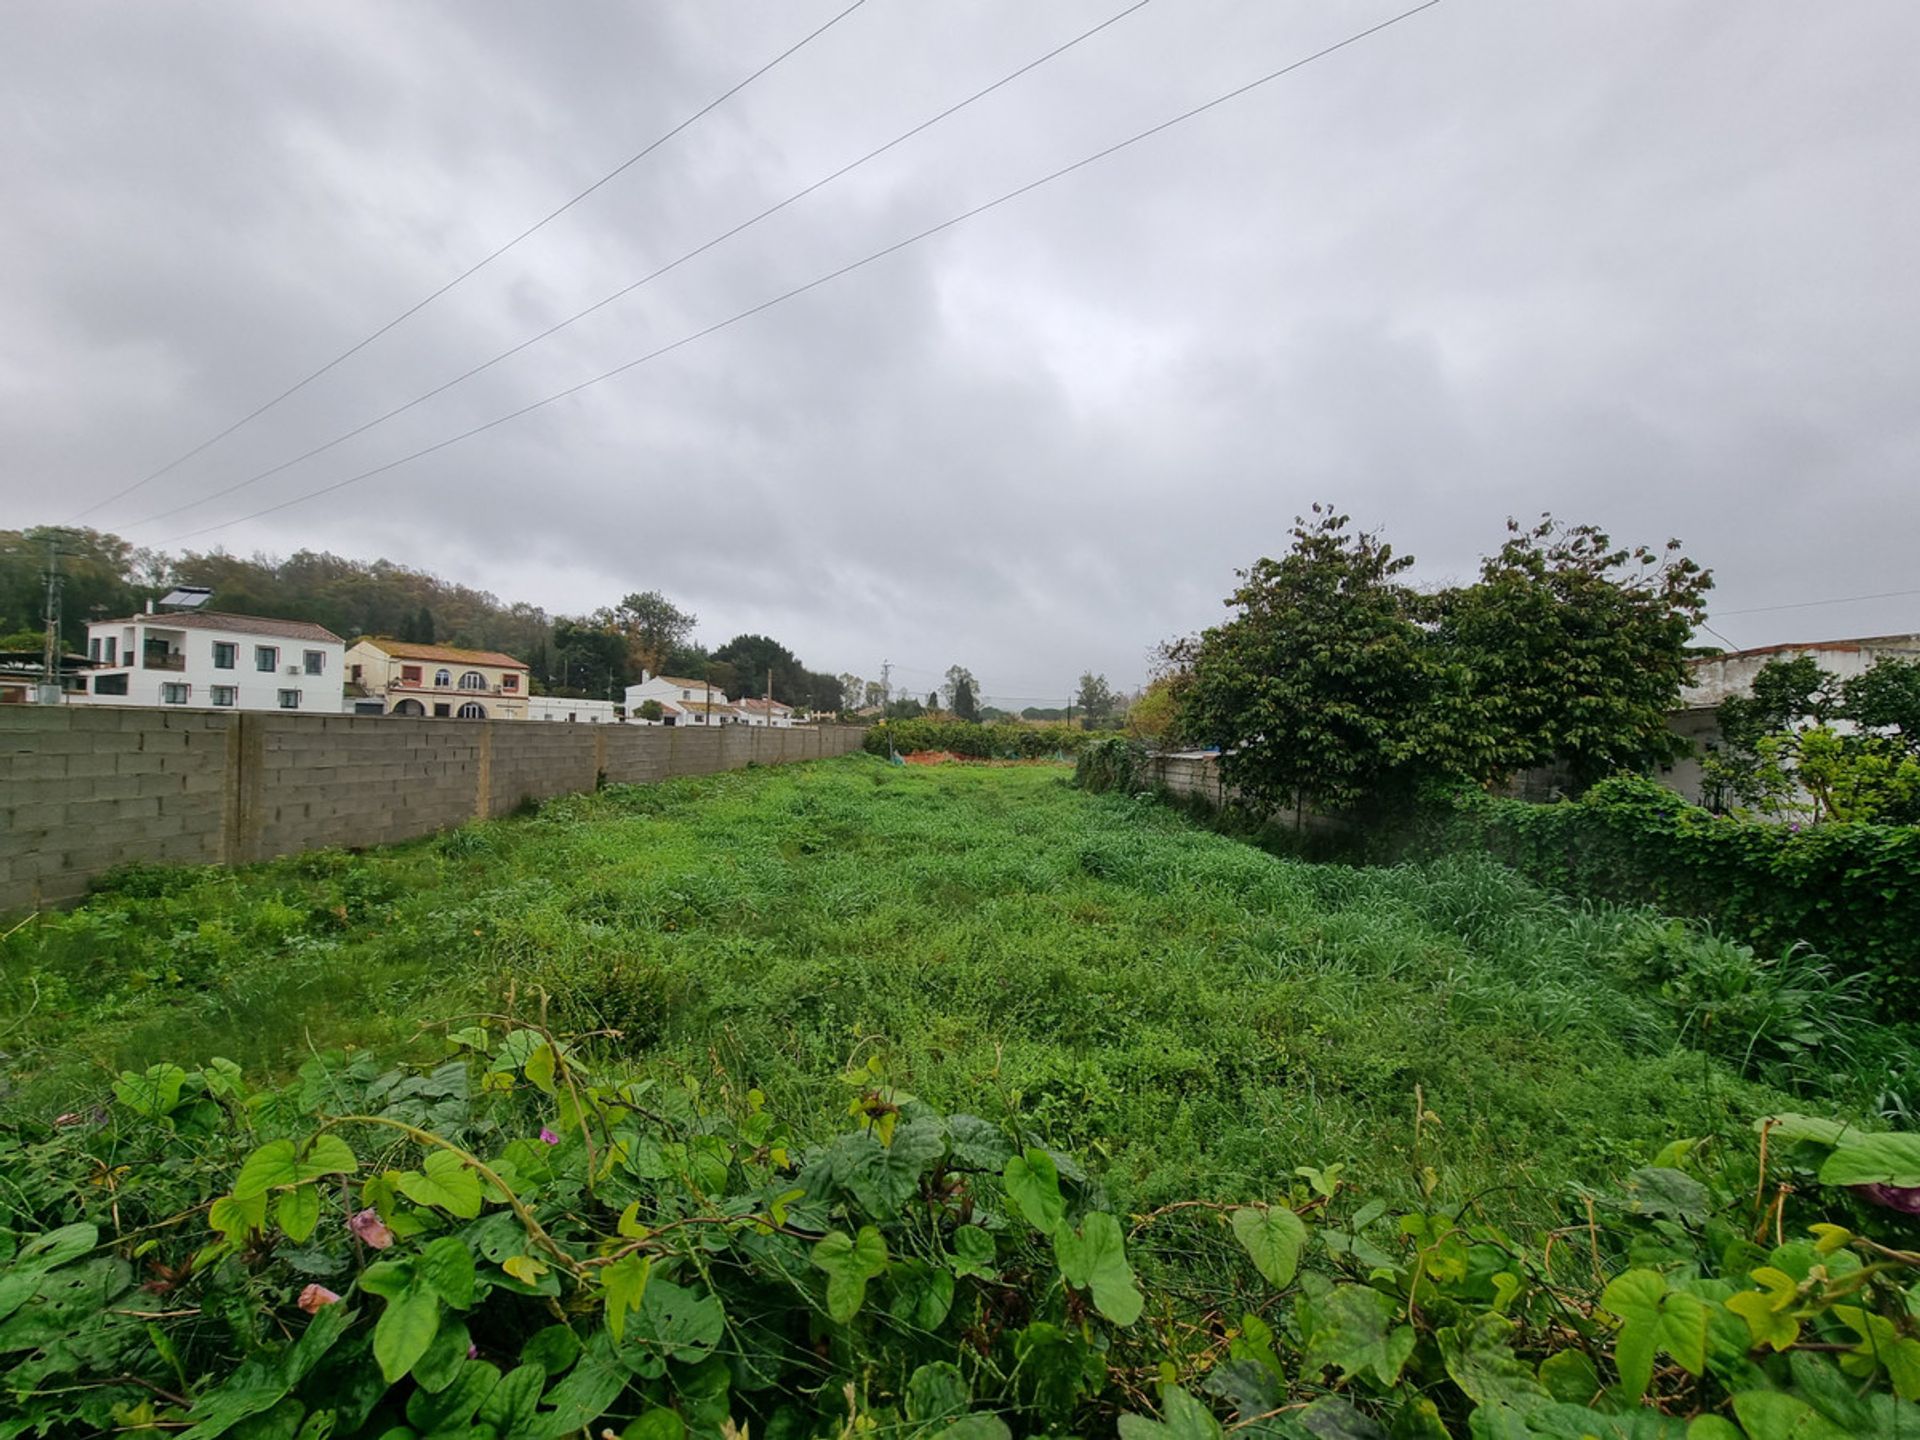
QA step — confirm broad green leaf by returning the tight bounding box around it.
[1730,1391,1854,1440]
[233,1141,300,1200]
[622,1411,689,1440]
[275,1187,320,1244]
[209,1191,268,1243]
[1229,1204,1307,1289]
[418,1235,475,1309]
[412,1317,472,1393]
[600,1253,651,1343]
[175,1302,353,1440]
[1116,1384,1224,1440]
[477,1361,546,1435]
[1725,1267,1802,1351]
[621,1278,725,1378]
[372,1280,441,1384]
[906,1360,970,1426]
[1686,1420,1743,1440]
[1438,1314,1551,1416]
[1052,1212,1144,1326]
[1621,1167,1710,1225]
[1819,1132,1920,1188]
[1537,1349,1601,1406]
[949,1224,997,1280]
[396,1150,486,1218]
[114,1063,188,1117]
[928,1418,1012,1440]
[1600,1269,1707,1401]
[1758,1114,1851,1147]
[406,1360,500,1433]
[1833,1304,1920,1401]
[1302,1284,1415,1386]
[527,1332,626,1439]
[1003,1149,1065,1235]
[520,1323,580,1377]
[0,1224,97,1324]
[295,1134,358,1184]
[525,1042,558,1095]
[813,1226,888,1324]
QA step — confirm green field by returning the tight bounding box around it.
[2,755,1875,1216]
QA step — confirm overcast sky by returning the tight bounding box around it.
[4,2,1916,706]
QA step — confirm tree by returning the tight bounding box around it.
[1179,509,1472,813]
[1434,516,1712,788]
[712,634,804,702]
[614,590,697,680]
[862,680,888,710]
[1074,672,1116,730]
[1177,510,1714,813]
[926,690,940,713]
[943,665,978,711]
[0,527,153,651]
[1125,677,1181,744]
[950,675,979,722]
[838,674,865,712]
[635,699,664,722]
[1707,655,1920,823]
[402,605,436,643]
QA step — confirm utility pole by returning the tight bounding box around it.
[1065,685,1073,729]
[40,532,64,702]
[880,659,892,709]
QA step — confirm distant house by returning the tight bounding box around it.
[1663,632,1920,804]
[347,639,530,720]
[73,609,345,713]
[624,674,739,726]
[735,697,795,728]
[526,696,621,724]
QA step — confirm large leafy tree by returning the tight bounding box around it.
[1179,509,1472,813]
[613,590,697,680]
[0,527,156,650]
[1074,672,1116,730]
[713,634,805,702]
[1435,517,1713,788]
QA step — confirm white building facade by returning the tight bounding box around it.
[526,696,622,724]
[624,674,739,726]
[734,697,796,728]
[76,611,346,713]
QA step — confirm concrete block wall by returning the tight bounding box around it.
[0,707,864,912]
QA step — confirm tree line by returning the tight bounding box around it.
[0,528,852,710]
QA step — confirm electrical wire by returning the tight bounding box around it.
[1714,586,1920,619]
[154,1,1443,545]
[120,0,1156,532]
[67,0,870,523]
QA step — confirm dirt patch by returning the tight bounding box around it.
[900,751,1067,766]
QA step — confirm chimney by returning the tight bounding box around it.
[145,599,154,614]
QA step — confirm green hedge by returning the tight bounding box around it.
[862,718,1090,759]
[1422,775,1920,1008]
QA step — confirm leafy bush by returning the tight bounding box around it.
[1420,775,1920,1012]
[6,1027,1920,1438]
[862,719,1089,759]
[1073,736,1149,795]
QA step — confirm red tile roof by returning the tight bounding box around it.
[356,638,528,669]
[99,610,344,644]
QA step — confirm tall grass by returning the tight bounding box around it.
[0,756,1886,1219]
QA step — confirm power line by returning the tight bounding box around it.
[121,0,1156,532]
[67,0,870,524]
[1714,586,1920,619]
[156,1,1442,545]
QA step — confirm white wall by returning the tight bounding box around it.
[526,696,621,723]
[78,620,344,714]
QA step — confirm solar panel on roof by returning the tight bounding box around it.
[158,586,214,610]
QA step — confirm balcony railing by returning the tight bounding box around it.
[142,652,186,671]
[389,678,517,696]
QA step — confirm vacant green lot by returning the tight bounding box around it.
[0,756,1875,1215]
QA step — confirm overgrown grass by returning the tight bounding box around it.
[0,757,1888,1220]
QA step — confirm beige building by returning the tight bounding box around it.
[346,639,530,720]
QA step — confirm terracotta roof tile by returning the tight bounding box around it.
[98,611,344,644]
[355,638,528,668]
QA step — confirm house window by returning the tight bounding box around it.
[89,637,101,663]
[458,671,486,691]
[278,689,301,709]
[457,701,487,719]
[255,645,278,672]
[211,686,238,707]
[501,674,519,691]
[401,665,422,684]
[161,683,190,705]
[304,650,325,675]
[94,673,129,696]
[103,636,117,666]
[433,702,452,718]
[434,668,452,687]
[213,642,237,669]
[682,689,691,700]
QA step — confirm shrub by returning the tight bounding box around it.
[1419,775,1920,1011]
[862,718,1089,760]
[1073,736,1148,794]
[5,1027,1920,1438]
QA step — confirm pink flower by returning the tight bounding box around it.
[468,1343,479,1359]
[348,1208,395,1249]
[1852,1183,1920,1215]
[298,1284,342,1313]
[539,1127,560,1146]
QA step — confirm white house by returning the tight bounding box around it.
[1663,632,1920,804]
[624,674,740,726]
[734,697,795,728]
[76,609,346,713]
[526,696,622,724]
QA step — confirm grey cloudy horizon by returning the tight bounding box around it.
[4,1,1917,706]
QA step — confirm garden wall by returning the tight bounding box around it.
[0,707,862,911]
